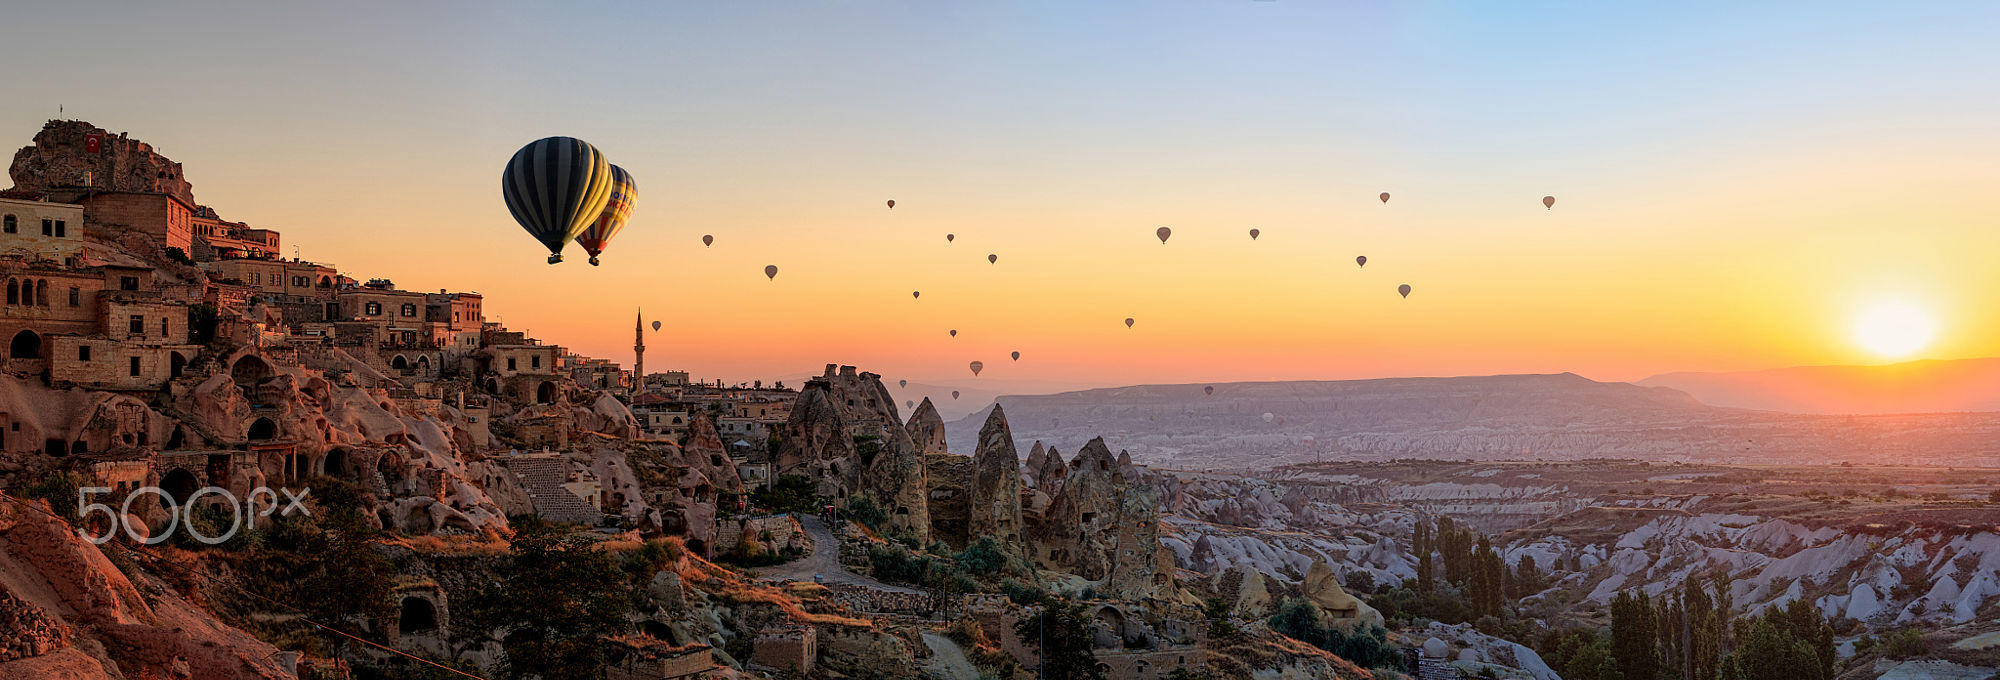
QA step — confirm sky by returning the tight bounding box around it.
[3,1,1997,391]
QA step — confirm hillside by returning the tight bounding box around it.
[1638,357,2000,415]
[944,373,2000,469]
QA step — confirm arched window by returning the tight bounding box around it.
[161,468,199,505]
[391,355,409,370]
[399,597,438,634]
[536,381,556,404]
[5,279,15,305]
[35,280,46,306]
[247,417,278,441]
[9,330,40,359]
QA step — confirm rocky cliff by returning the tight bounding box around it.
[9,120,197,205]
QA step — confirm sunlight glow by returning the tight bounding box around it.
[1850,298,1938,360]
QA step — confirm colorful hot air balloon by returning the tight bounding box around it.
[1204,386,1214,396]
[887,199,896,209]
[1156,226,1172,244]
[987,254,998,264]
[1379,192,1391,203]
[1262,412,1275,423]
[702,234,714,247]
[1124,317,1135,328]
[969,361,983,376]
[1011,351,1020,361]
[951,390,960,400]
[1398,284,1411,298]
[899,379,907,388]
[652,321,661,331]
[764,265,779,280]
[1248,228,1260,240]
[946,233,955,242]
[502,137,615,264]
[1543,195,1555,209]
[1356,255,1367,268]
[575,164,636,266]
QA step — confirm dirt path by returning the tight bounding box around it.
[755,515,923,595]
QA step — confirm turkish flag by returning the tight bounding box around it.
[84,133,102,154]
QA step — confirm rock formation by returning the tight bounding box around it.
[9,120,196,206]
[1035,437,1175,601]
[1301,559,1384,630]
[967,404,1025,551]
[904,397,947,454]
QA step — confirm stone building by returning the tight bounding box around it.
[0,196,84,263]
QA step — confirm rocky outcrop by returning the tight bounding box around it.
[1300,560,1384,630]
[9,120,197,205]
[1024,441,1047,487]
[904,398,948,455]
[775,379,854,475]
[968,405,1026,552]
[1035,438,1174,601]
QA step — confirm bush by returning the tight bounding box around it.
[1001,579,1047,605]
[845,493,887,530]
[1881,628,1928,659]
[751,475,819,514]
[1268,598,1402,669]
[957,537,1007,575]
[867,543,934,585]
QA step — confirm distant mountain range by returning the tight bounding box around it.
[1636,357,2000,415]
[941,371,2000,469]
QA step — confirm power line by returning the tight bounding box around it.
[0,493,487,680]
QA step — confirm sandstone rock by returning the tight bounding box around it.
[967,404,1026,553]
[904,397,948,455]
[9,120,196,205]
[1023,441,1047,487]
[1301,559,1384,630]
[1037,438,1174,600]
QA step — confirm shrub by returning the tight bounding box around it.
[957,537,1007,575]
[1001,579,1047,605]
[844,493,887,530]
[1881,628,1928,659]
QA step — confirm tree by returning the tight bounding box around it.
[1202,597,1236,639]
[1726,616,1819,680]
[473,526,633,679]
[750,474,818,514]
[1684,576,1721,680]
[1015,596,1104,680]
[1267,598,1402,669]
[1611,591,1659,680]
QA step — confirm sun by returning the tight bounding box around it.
[1849,298,1937,360]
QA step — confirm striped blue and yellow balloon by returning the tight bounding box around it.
[577,164,637,266]
[501,136,614,264]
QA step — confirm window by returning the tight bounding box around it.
[507,357,517,370]
[531,355,541,369]
[4,280,13,305]
[78,345,91,361]
[41,219,52,236]
[129,356,141,376]
[129,315,144,335]
[161,317,170,336]
[292,276,307,287]
[364,302,381,315]
[120,276,138,291]
[1,215,13,233]
[400,303,417,317]
[67,288,77,306]
[53,220,64,237]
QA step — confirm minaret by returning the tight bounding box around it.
[632,308,645,397]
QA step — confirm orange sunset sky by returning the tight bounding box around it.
[3,2,1997,390]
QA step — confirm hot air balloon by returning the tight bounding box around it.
[886,199,896,209]
[652,321,661,331]
[949,329,957,338]
[502,137,615,264]
[1543,195,1555,209]
[1262,412,1275,423]
[988,254,998,264]
[702,234,714,247]
[1356,255,1367,268]
[1248,228,1260,240]
[946,233,955,242]
[969,361,983,376]
[1398,284,1411,298]
[1302,435,1316,446]
[951,390,960,400]
[1379,192,1391,203]
[899,379,907,388]
[1203,386,1214,396]
[1124,318,1135,328]
[907,400,914,409]
[1156,226,1171,244]
[912,291,920,299]
[764,265,778,280]
[1011,351,1020,361]
[575,164,636,266]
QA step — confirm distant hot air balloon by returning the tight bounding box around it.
[1124,317,1135,328]
[1398,284,1412,298]
[764,265,778,280]
[899,379,907,388]
[946,233,955,242]
[652,321,661,331]
[575,164,636,266]
[988,254,998,264]
[502,137,614,264]
[949,329,957,337]
[1355,255,1367,268]
[1262,412,1275,423]
[702,234,714,247]
[969,361,983,376]
[1248,228,1260,240]
[1204,386,1214,396]
[1011,351,1020,361]
[951,390,960,400]
[1303,435,1316,446]
[907,400,914,409]
[1379,192,1391,203]
[1543,195,1555,209]
[887,199,896,209]
[1156,226,1171,244]
[912,291,920,299]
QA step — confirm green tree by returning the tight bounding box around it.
[1015,596,1104,680]
[1201,597,1236,639]
[1268,598,1403,669]
[1611,590,1659,680]
[750,474,819,514]
[473,526,633,679]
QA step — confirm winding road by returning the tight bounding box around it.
[755,515,923,595]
